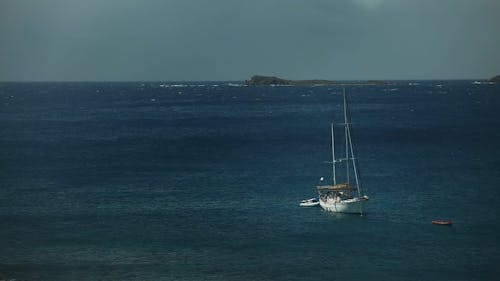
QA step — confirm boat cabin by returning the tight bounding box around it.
[317,183,352,202]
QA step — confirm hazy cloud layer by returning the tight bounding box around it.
[0,0,499,81]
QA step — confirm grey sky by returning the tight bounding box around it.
[0,0,499,81]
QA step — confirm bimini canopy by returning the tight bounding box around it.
[317,183,350,191]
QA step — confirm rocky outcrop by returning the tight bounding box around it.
[489,75,500,83]
[245,75,385,86]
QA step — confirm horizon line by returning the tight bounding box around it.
[0,78,493,83]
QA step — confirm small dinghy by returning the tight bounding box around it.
[300,198,320,207]
[432,220,452,226]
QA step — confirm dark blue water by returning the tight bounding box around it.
[1,81,499,280]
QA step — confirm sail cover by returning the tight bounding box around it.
[317,183,350,191]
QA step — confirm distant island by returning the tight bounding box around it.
[490,75,500,83]
[245,75,385,86]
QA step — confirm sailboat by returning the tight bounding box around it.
[317,89,369,214]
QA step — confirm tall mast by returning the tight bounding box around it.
[331,123,336,185]
[343,88,349,185]
[347,125,362,196]
[344,89,362,196]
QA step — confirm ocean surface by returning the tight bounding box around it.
[1,81,499,280]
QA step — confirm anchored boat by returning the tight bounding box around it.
[317,89,369,215]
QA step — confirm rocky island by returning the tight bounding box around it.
[245,75,385,86]
[489,75,500,83]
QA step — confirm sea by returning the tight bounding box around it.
[1,81,499,281]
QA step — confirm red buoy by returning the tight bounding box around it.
[432,220,452,226]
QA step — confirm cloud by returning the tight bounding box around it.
[0,0,499,80]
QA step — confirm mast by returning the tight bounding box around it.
[331,123,336,185]
[347,125,362,196]
[344,89,362,197]
[343,88,349,185]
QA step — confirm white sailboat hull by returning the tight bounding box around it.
[319,197,368,214]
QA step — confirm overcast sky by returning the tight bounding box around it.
[0,0,499,81]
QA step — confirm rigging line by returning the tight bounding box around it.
[343,88,363,197]
[331,123,336,185]
[343,88,349,185]
[347,124,362,196]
